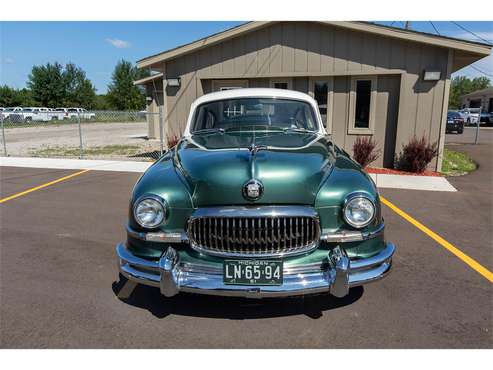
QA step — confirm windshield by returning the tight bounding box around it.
[191,98,318,133]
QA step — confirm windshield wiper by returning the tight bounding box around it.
[282,127,316,134]
[192,128,225,135]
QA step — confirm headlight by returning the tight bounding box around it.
[133,195,167,228]
[343,194,375,228]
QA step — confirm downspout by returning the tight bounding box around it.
[436,49,454,172]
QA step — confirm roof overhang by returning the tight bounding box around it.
[133,72,163,86]
[461,87,493,98]
[136,21,492,73]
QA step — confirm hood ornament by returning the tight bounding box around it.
[242,143,267,201]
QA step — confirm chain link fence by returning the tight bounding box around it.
[0,110,167,161]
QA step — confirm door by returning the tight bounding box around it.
[212,80,249,92]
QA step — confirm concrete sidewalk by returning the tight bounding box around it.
[0,156,456,192]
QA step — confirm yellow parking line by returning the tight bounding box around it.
[0,169,90,204]
[380,196,493,283]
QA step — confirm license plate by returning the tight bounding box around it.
[223,260,283,285]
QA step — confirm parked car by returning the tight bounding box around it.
[446,111,464,134]
[67,108,96,120]
[2,107,24,122]
[2,107,23,121]
[31,107,57,122]
[53,108,69,120]
[479,112,492,125]
[21,107,39,121]
[116,88,395,300]
[459,108,481,125]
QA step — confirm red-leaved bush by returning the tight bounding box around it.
[352,136,380,168]
[396,136,438,173]
[167,134,180,148]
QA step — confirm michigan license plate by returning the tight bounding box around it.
[223,260,283,285]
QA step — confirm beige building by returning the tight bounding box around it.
[135,21,491,170]
[461,87,493,112]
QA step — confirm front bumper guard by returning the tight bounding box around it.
[116,242,395,298]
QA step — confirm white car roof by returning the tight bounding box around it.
[184,88,326,136]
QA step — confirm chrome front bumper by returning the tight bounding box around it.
[116,242,395,298]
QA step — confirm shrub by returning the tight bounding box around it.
[352,136,380,168]
[167,134,180,148]
[396,136,438,173]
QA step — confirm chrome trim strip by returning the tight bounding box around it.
[320,222,384,243]
[190,205,318,218]
[116,242,395,298]
[189,240,319,259]
[126,224,188,243]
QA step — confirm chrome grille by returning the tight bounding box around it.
[187,206,320,257]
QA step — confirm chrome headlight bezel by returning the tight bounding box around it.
[133,194,168,229]
[342,192,376,229]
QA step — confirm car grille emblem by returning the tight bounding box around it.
[243,179,264,201]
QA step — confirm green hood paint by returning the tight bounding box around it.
[176,131,335,206]
[128,130,385,261]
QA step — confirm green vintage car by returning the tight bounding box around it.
[116,88,395,299]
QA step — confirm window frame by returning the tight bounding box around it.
[348,76,377,135]
[270,78,293,90]
[212,79,249,92]
[308,77,334,134]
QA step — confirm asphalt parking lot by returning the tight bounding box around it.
[0,129,492,348]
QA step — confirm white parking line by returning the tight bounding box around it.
[0,156,152,173]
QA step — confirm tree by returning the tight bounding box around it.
[106,60,149,110]
[94,94,111,110]
[0,85,35,107]
[27,62,96,108]
[62,63,97,108]
[449,76,491,109]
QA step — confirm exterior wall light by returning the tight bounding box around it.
[166,78,181,87]
[423,71,441,81]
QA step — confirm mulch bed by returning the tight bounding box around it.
[365,167,443,177]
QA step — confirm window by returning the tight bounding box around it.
[314,81,328,123]
[212,80,249,92]
[191,98,318,133]
[354,80,371,128]
[348,76,377,135]
[309,78,333,133]
[270,79,292,90]
[273,82,288,89]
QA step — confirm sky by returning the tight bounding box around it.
[0,21,492,93]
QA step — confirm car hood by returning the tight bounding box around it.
[174,131,335,206]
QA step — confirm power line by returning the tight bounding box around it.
[429,21,440,35]
[469,65,493,78]
[451,21,493,44]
